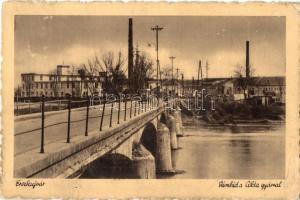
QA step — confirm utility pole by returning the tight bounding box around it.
[160,71,163,91]
[158,60,162,89]
[181,73,184,96]
[197,60,201,91]
[134,45,140,90]
[176,68,179,95]
[151,25,164,98]
[192,76,195,95]
[205,60,209,90]
[169,56,176,94]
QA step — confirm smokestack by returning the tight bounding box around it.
[128,18,134,86]
[246,40,250,78]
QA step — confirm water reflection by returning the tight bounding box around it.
[164,120,285,179]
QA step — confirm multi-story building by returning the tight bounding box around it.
[220,76,285,103]
[19,65,103,97]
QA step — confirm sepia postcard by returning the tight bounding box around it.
[1,2,299,199]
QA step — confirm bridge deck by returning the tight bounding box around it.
[14,101,164,178]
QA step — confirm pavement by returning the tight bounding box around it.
[14,100,155,156]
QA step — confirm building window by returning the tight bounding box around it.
[61,92,64,96]
[45,83,48,88]
[41,83,43,89]
[40,75,43,81]
[95,82,98,88]
[67,82,69,88]
[72,82,75,88]
[45,92,48,96]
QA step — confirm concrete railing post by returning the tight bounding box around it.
[156,123,173,173]
[167,115,178,149]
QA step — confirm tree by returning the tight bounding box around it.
[77,55,104,96]
[75,52,127,95]
[233,64,255,98]
[131,52,154,92]
[160,66,172,81]
[101,51,126,94]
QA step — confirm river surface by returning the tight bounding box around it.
[158,117,285,179]
[79,117,285,179]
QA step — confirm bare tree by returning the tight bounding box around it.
[160,66,172,81]
[233,63,255,98]
[75,52,126,95]
[101,51,127,94]
[131,52,154,92]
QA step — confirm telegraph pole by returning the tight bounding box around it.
[181,73,184,96]
[197,60,201,91]
[169,56,176,94]
[192,76,195,95]
[151,25,163,98]
[176,68,179,95]
[134,46,140,90]
[205,60,209,90]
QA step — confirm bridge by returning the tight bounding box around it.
[14,96,184,178]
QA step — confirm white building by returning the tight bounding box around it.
[20,65,103,97]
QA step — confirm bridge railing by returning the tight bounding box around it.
[16,95,162,154]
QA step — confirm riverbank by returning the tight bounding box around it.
[182,101,285,125]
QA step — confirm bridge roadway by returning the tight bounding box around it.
[14,100,166,178]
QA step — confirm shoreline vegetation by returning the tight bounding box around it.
[181,101,285,125]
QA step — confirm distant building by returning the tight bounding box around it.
[219,76,285,104]
[19,65,103,97]
[160,79,183,95]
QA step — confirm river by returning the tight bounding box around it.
[79,117,285,179]
[158,117,285,179]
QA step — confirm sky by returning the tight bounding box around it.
[15,15,285,86]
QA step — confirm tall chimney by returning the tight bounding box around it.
[128,18,134,86]
[246,40,250,78]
